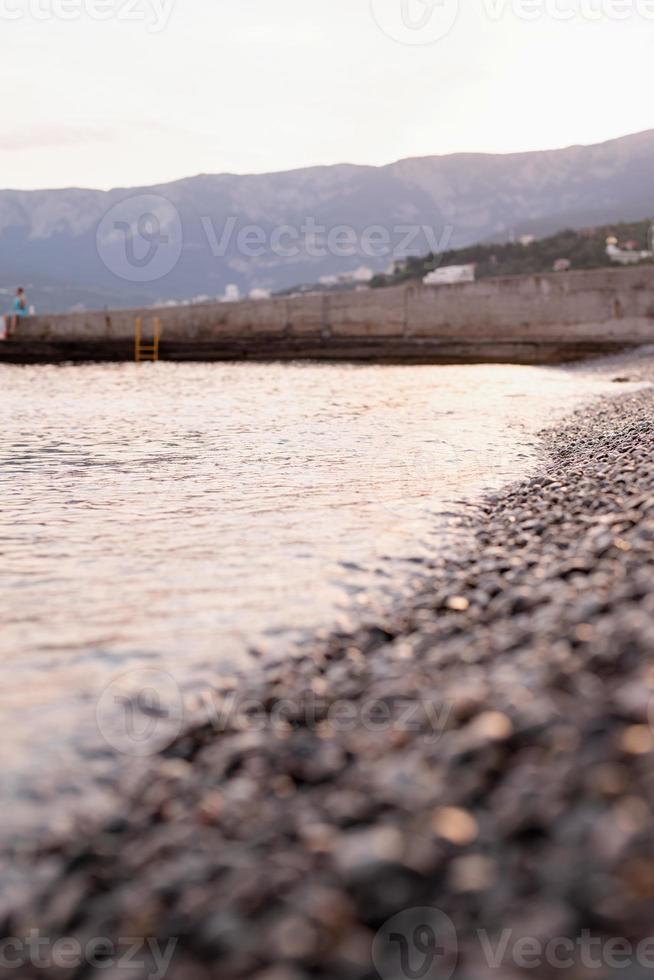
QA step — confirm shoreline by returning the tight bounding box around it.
[5,362,654,978]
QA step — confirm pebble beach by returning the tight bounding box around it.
[4,354,654,980]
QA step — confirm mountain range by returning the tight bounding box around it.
[2,129,654,313]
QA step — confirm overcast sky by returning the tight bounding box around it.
[3,0,653,190]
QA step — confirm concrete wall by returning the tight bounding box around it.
[4,265,654,364]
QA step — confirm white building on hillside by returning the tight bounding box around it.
[606,238,652,266]
[423,264,476,286]
[223,284,241,302]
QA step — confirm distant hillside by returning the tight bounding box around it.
[2,130,654,312]
[369,220,654,289]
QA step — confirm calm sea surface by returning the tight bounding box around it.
[0,360,626,863]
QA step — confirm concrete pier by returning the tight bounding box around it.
[2,265,654,364]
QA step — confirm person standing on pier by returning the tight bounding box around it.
[2,287,28,339]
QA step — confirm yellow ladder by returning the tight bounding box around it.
[135,317,161,362]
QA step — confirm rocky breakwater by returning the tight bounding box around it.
[4,382,654,979]
[3,266,654,364]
